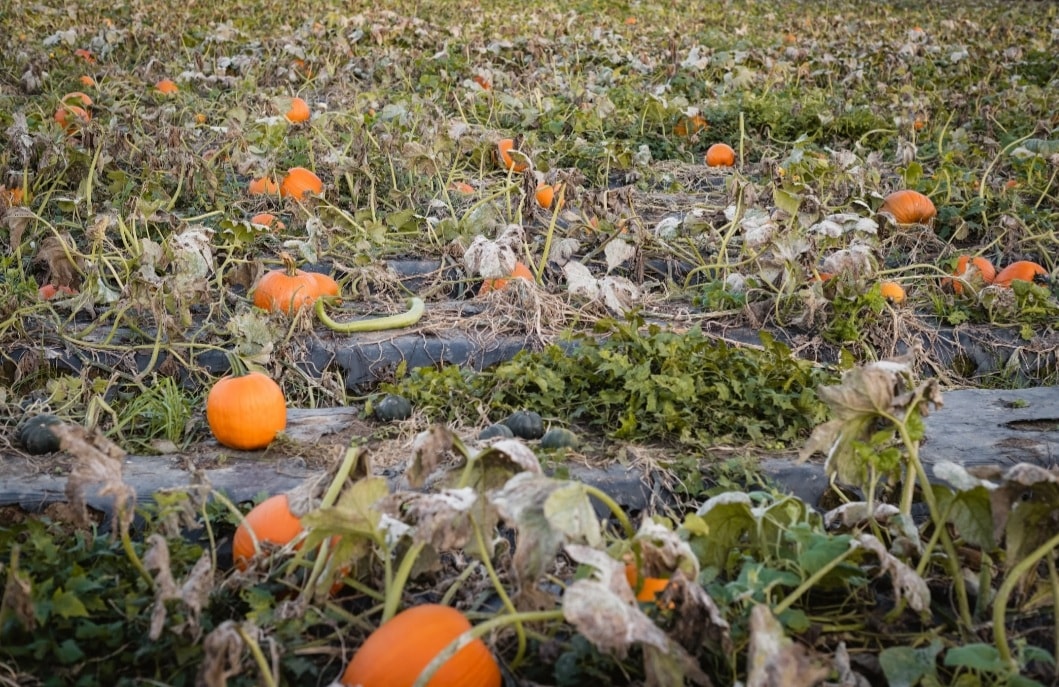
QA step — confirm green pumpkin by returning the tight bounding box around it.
[18,414,63,455]
[477,423,514,440]
[374,394,413,421]
[540,427,579,450]
[501,410,544,440]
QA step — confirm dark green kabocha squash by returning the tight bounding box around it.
[540,427,579,450]
[374,394,413,421]
[18,414,64,455]
[478,423,515,440]
[501,410,544,440]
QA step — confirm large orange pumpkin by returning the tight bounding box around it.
[280,167,323,198]
[232,494,304,570]
[943,255,996,295]
[206,370,287,450]
[284,96,311,124]
[704,143,736,167]
[993,260,1048,287]
[253,253,339,315]
[342,605,501,687]
[496,138,529,172]
[878,190,936,225]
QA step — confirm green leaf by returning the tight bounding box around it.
[688,493,755,571]
[773,187,802,216]
[51,589,89,619]
[880,640,943,687]
[932,484,995,550]
[943,643,1006,672]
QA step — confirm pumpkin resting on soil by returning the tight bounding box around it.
[993,260,1048,287]
[878,189,936,225]
[704,143,736,167]
[280,167,323,198]
[253,253,340,315]
[206,370,287,450]
[341,604,501,687]
[943,255,996,295]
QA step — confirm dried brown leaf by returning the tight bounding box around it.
[55,424,133,535]
[746,604,830,687]
[407,424,455,488]
[377,487,479,551]
[856,534,930,612]
[1,548,37,632]
[35,233,83,289]
[4,207,34,250]
[198,620,248,687]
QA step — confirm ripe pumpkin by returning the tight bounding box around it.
[250,213,285,231]
[341,604,501,687]
[253,253,340,315]
[54,104,91,133]
[280,167,323,199]
[943,255,996,295]
[248,176,280,196]
[994,260,1048,287]
[705,143,736,167]
[206,369,287,450]
[674,114,708,137]
[478,261,534,295]
[535,183,560,210]
[79,75,95,87]
[38,284,77,300]
[878,190,936,225]
[232,494,305,570]
[450,181,475,195]
[284,96,311,123]
[496,138,529,173]
[1,186,25,208]
[879,281,906,304]
[624,563,669,602]
[60,91,93,108]
[155,78,179,95]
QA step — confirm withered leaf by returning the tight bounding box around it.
[35,232,84,289]
[377,487,479,552]
[55,423,134,536]
[407,424,456,488]
[746,604,830,687]
[856,533,930,613]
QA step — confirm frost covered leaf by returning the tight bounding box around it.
[604,237,637,273]
[491,474,600,589]
[653,216,680,239]
[821,243,875,278]
[824,502,901,529]
[166,225,215,298]
[808,213,877,237]
[659,569,732,657]
[599,276,641,315]
[746,604,830,687]
[377,487,478,551]
[563,545,712,686]
[55,424,134,535]
[226,310,275,365]
[407,424,455,488]
[548,237,580,265]
[633,519,700,580]
[564,261,600,300]
[463,234,518,279]
[856,534,930,612]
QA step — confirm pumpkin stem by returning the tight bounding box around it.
[224,350,251,377]
[278,251,299,276]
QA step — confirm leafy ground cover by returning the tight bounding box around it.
[1,0,1058,684]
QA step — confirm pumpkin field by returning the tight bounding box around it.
[1,0,1058,684]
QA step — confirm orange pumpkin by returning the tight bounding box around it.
[284,96,311,124]
[155,78,179,95]
[248,176,280,196]
[54,104,91,133]
[206,369,287,450]
[253,253,340,315]
[879,281,906,304]
[674,114,708,137]
[280,167,323,198]
[232,494,305,570]
[993,260,1048,287]
[535,183,558,209]
[624,563,669,602]
[450,181,475,195]
[878,190,936,225]
[79,75,96,87]
[496,138,529,172]
[341,605,501,687]
[479,261,534,295]
[250,213,285,231]
[705,143,736,167]
[38,284,77,300]
[943,255,996,295]
[0,186,25,208]
[60,91,93,107]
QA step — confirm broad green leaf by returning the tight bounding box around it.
[51,589,89,619]
[943,643,1006,672]
[773,187,802,216]
[879,640,943,687]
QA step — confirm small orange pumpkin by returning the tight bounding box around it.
[54,104,91,133]
[155,78,179,95]
[280,167,323,198]
[479,261,534,295]
[879,281,906,304]
[38,284,78,300]
[624,563,670,602]
[60,91,93,107]
[284,96,311,124]
[341,605,502,687]
[79,75,96,87]
[0,186,25,208]
[943,255,996,295]
[253,253,340,315]
[674,114,708,137]
[206,368,287,451]
[535,183,558,209]
[705,143,736,167]
[250,213,285,231]
[232,494,305,570]
[993,260,1048,287]
[878,190,936,225]
[450,181,475,195]
[496,138,529,173]
[248,176,280,196]
[74,48,96,63]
